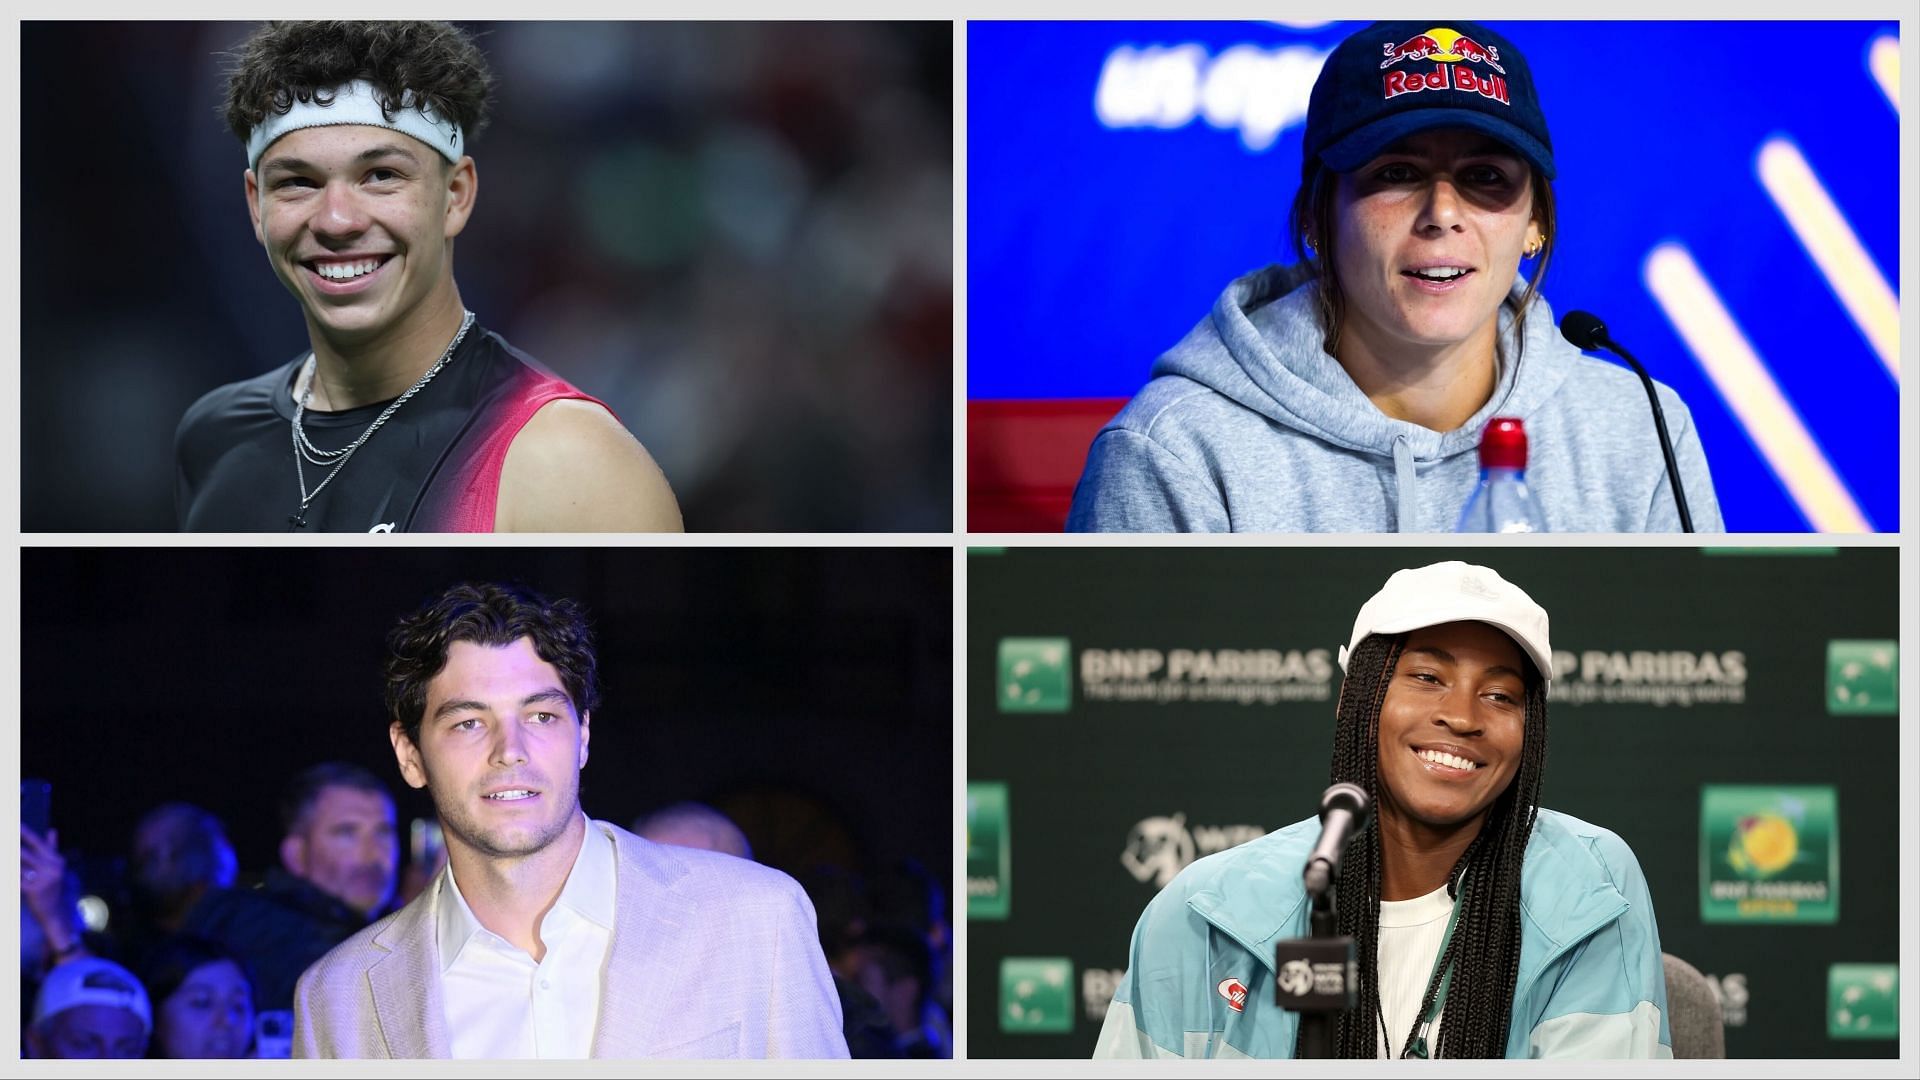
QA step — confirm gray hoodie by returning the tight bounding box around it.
[1066,264,1722,533]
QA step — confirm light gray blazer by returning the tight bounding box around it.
[292,820,849,1058]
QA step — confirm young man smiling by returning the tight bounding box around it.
[291,583,847,1059]
[175,22,682,532]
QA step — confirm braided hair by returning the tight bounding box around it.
[1312,631,1549,1059]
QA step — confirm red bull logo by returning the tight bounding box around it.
[1381,27,1511,105]
[1382,27,1506,74]
[1449,34,1505,74]
[1380,34,1442,69]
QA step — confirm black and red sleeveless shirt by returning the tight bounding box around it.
[174,325,606,532]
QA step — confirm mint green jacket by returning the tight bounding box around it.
[1094,808,1673,1059]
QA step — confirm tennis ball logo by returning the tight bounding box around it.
[1728,813,1798,876]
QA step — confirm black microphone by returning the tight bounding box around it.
[1302,782,1370,899]
[1559,310,1695,532]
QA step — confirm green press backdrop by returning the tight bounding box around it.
[967,547,1899,1059]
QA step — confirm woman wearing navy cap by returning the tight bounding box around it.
[1067,22,1721,533]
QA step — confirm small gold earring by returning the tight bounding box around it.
[1524,238,1543,258]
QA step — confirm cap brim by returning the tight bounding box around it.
[1366,613,1553,688]
[1319,107,1555,181]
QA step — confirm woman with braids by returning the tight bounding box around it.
[1094,561,1671,1058]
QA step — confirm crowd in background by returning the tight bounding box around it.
[21,765,951,1059]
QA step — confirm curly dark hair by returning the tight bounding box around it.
[222,21,494,147]
[1308,631,1549,1059]
[385,583,600,747]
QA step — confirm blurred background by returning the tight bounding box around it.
[967,21,1900,532]
[21,546,952,1058]
[21,21,953,532]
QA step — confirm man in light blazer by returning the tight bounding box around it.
[292,583,848,1058]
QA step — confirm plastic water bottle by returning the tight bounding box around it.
[1456,417,1547,533]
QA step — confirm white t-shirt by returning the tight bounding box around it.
[1374,883,1454,1058]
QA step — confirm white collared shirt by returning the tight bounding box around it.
[438,817,617,1059]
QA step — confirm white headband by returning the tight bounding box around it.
[247,79,464,171]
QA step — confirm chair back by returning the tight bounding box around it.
[1663,952,1727,1058]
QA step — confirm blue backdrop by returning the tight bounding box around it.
[968,21,1901,532]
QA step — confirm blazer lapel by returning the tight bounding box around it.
[591,822,700,1058]
[368,882,452,1059]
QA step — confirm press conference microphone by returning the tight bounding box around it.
[1559,310,1695,532]
[1302,783,1369,900]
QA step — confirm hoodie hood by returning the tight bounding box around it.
[1066,262,1724,533]
[1150,263,1580,465]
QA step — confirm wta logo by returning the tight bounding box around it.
[1277,961,1313,997]
[1381,27,1510,104]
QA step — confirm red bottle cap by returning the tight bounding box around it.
[1478,417,1528,469]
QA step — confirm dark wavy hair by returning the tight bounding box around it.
[385,583,600,747]
[1288,156,1556,360]
[1308,631,1549,1059]
[222,21,494,147]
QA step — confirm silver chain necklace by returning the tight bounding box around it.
[288,309,475,528]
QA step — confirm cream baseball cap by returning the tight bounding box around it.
[1338,561,1552,688]
[31,957,153,1035]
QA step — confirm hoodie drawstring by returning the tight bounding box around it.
[1393,434,1416,532]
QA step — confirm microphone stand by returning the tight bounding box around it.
[1563,311,1696,533]
[1297,884,1339,1059]
[1283,783,1367,1058]
[1597,333,1695,532]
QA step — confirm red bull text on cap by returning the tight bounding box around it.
[1303,20,1554,180]
[1381,27,1510,103]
